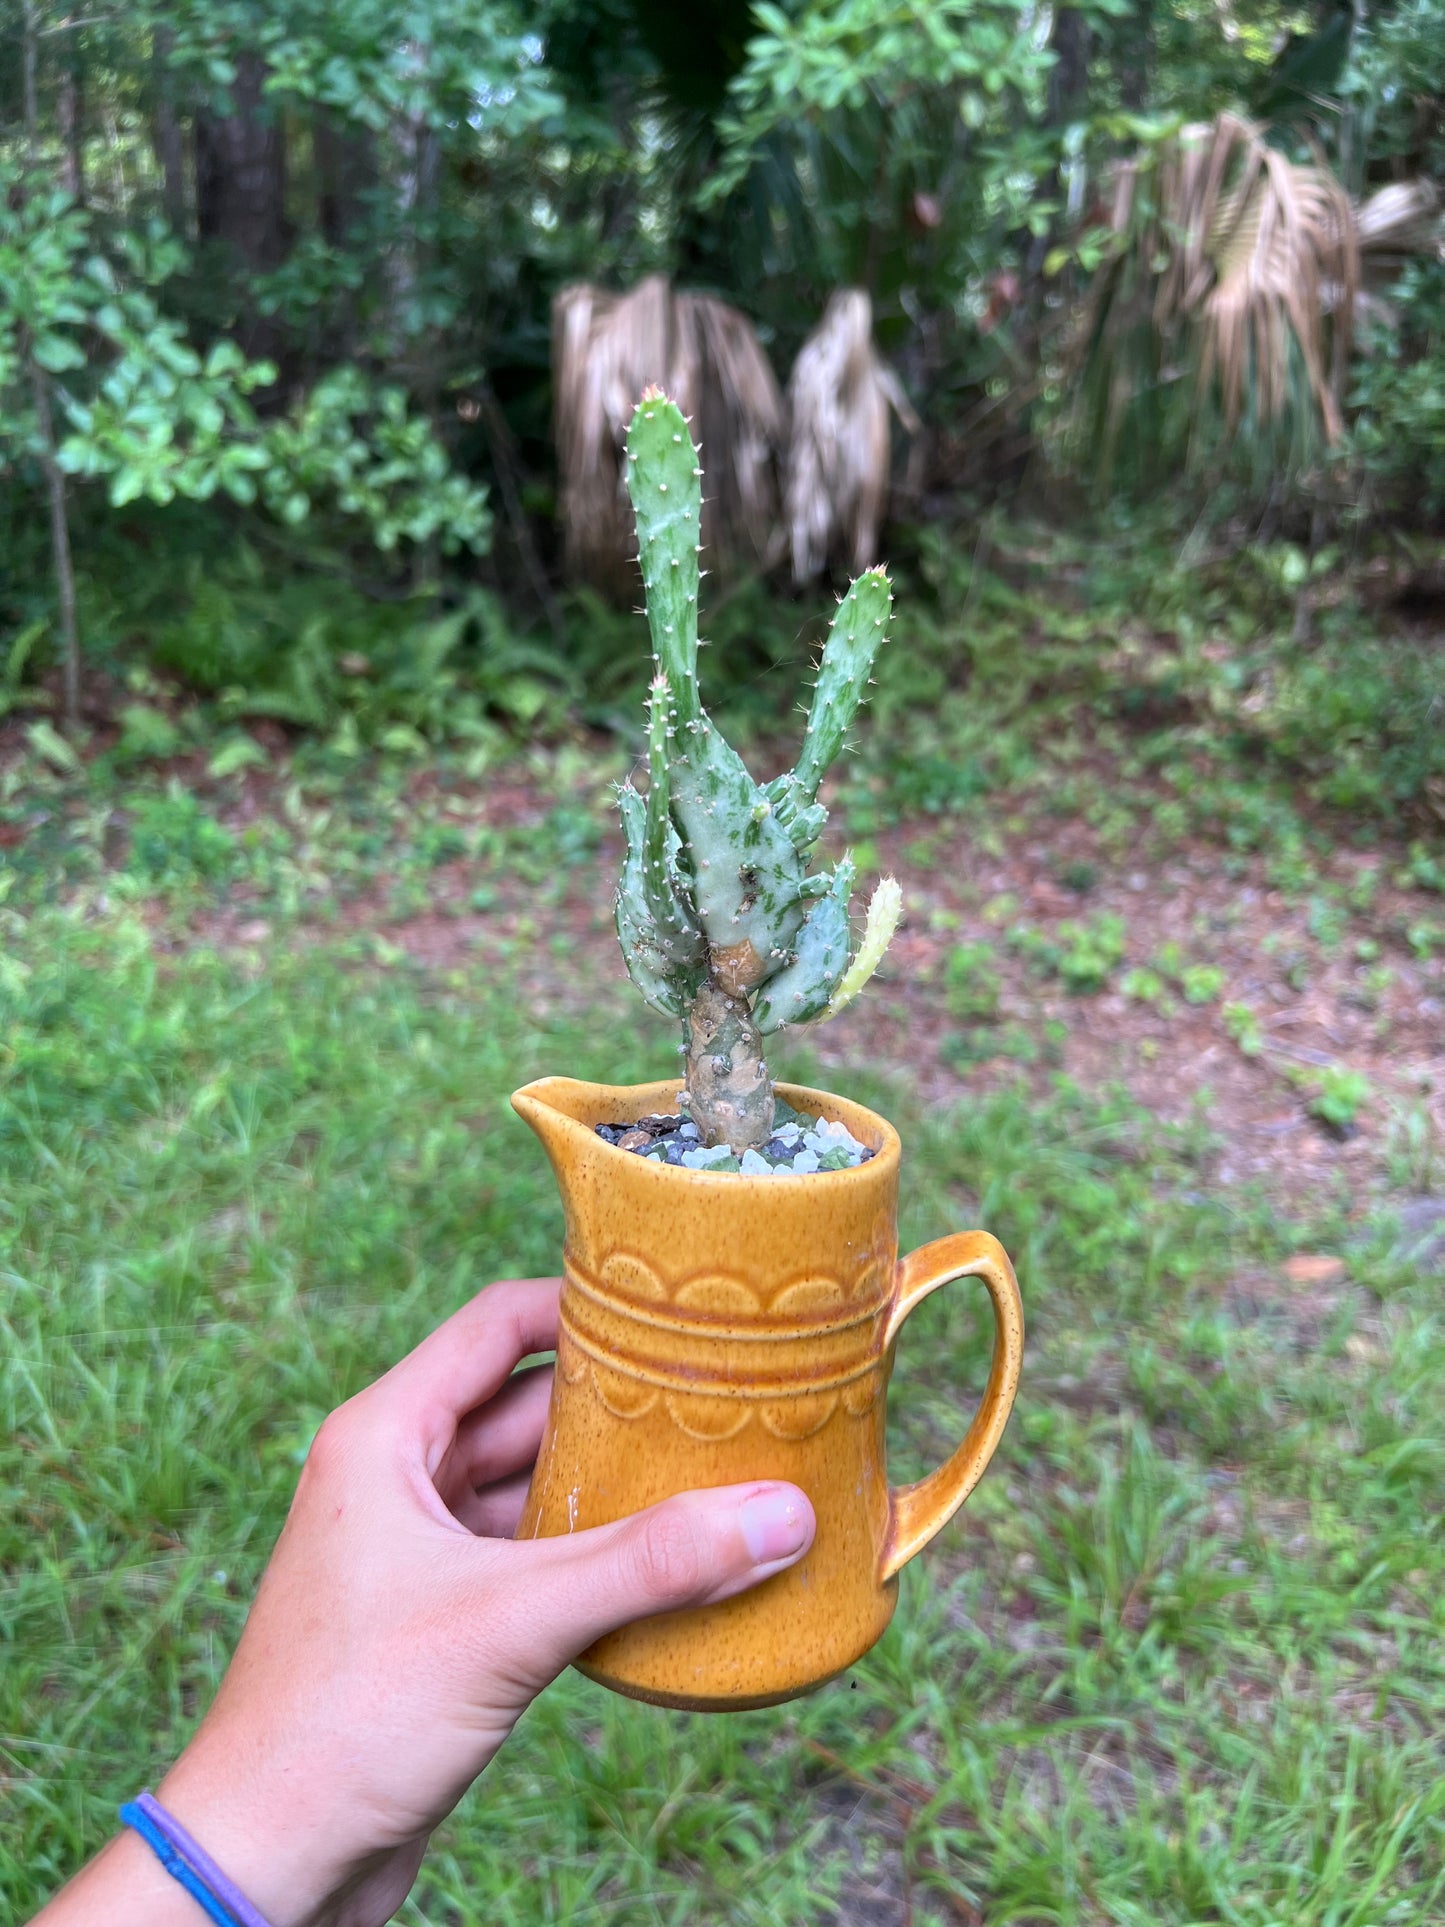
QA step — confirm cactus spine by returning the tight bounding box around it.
[615,386,899,1151]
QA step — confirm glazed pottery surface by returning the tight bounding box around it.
[514,1075,1024,1711]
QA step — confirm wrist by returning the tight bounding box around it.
[32,1827,212,1927]
[155,1744,372,1927]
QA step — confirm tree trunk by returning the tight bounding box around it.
[152,27,188,232]
[28,365,82,732]
[1027,6,1092,276]
[385,110,441,584]
[1048,7,1091,132]
[195,51,291,367]
[1116,0,1153,111]
[21,0,83,732]
[315,112,374,247]
[21,0,39,132]
[387,112,439,359]
[59,60,83,199]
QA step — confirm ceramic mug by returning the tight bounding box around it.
[514,1076,1025,1710]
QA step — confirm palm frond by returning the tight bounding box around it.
[1354,178,1441,258]
[1072,112,1404,482]
[552,275,783,594]
[784,289,918,584]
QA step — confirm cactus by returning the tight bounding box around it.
[615,387,900,1152]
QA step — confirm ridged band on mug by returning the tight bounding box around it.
[558,1252,892,1399]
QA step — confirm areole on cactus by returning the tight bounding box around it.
[615,385,900,1154]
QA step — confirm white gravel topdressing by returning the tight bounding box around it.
[594,1108,875,1174]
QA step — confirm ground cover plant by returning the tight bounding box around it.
[3,689,1443,1921]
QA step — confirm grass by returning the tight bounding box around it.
[4,896,1443,1925]
[2,511,1442,1919]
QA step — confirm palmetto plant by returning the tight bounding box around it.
[786,288,919,585]
[1073,111,1439,485]
[553,277,916,594]
[614,387,901,1152]
[553,275,786,595]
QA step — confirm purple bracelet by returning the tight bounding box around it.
[120,1790,276,1927]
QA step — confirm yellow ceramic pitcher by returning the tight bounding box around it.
[514,1075,1024,1711]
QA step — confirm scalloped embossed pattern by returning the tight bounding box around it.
[557,1247,892,1438]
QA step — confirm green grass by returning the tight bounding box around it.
[3,902,1443,1924]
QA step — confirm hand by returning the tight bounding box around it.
[35,1278,815,1927]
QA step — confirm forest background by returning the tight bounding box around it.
[3,3,1445,1923]
[1,0,1443,749]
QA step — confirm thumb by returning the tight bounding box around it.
[515,1481,815,1681]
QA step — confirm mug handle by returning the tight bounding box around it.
[879,1231,1025,1584]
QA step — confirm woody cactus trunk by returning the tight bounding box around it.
[615,387,901,1153]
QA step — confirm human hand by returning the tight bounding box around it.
[36,1277,814,1927]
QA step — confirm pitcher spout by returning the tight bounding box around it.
[512,1076,684,1155]
[511,1077,596,1162]
[512,1075,688,1270]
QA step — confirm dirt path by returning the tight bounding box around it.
[180,758,1443,1223]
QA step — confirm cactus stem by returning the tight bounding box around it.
[620,393,895,1134]
[682,976,773,1152]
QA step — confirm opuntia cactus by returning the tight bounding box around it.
[615,387,901,1152]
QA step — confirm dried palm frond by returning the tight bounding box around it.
[784,290,919,584]
[1197,127,1357,440]
[1354,177,1442,260]
[1347,178,1443,336]
[1075,113,1370,478]
[682,291,786,572]
[552,275,784,594]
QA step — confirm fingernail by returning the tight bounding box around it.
[739,1488,810,1566]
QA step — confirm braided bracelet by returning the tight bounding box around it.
[119,1790,276,1927]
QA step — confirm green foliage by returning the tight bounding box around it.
[125,784,238,885]
[132,554,562,742]
[0,175,94,399]
[850,520,1444,836]
[1344,0,1445,176]
[702,0,1098,400]
[1307,1064,1371,1134]
[1349,261,1445,522]
[1008,912,1126,994]
[114,703,186,765]
[1223,1001,1265,1057]
[0,622,47,718]
[1121,965,1167,1006]
[1254,619,1445,820]
[0,0,1440,851]
[0,173,271,497]
[942,941,1001,1021]
[0,144,488,709]
[1180,964,1224,1004]
[156,0,561,135]
[1056,912,1127,992]
[712,0,1058,190]
[257,369,492,552]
